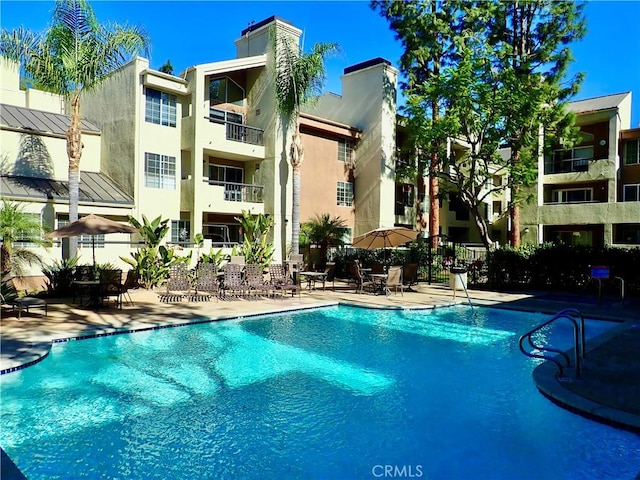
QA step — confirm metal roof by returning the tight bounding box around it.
[567,92,631,114]
[1,172,134,207]
[0,103,101,136]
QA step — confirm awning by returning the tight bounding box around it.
[1,172,134,207]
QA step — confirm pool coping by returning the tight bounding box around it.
[533,359,640,433]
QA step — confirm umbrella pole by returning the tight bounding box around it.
[92,235,96,267]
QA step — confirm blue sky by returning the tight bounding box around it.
[2,0,639,127]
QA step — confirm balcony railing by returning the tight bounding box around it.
[544,157,590,174]
[205,179,264,203]
[206,116,264,146]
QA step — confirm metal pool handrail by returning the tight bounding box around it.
[518,308,585,378]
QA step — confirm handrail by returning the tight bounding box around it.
[518,308,585,378]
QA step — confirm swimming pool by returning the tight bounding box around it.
[1,305,639,479]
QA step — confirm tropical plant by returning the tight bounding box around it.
[0,199,50,276]
[231,211,275,268]
[198,248,226,270]
[271,26,339,256]
[128,214,169,248]
[122,214,188,288]
[301,213,348,268]
[0,0,149,258]
[42,256,79,296]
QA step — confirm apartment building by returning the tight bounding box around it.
[0,58,135,273]
[520,92,639,247]
[1,15,406,271]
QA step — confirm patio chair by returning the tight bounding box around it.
[354,263,375,294]
[244,263,271,299]
[191,263,219,302]
[269,263,301,298]
[403,263,418,292]
[99,269,124,308]
[322,262,336,291]
[385,266,404,296]
[221,263,246,300]
[120,270,139,306]
[160,263,191,302]
[73,265,96,305]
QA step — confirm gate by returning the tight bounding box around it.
[425,235,487,285]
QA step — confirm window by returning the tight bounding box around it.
[551,188,592,203]
[623,184,640,202]
[145,153,176,189]
[209,108,243,125]
[145,88,176,127]
[337,181,353,207]
[210,77,244,107]
[492,175,503,187]
[614,224,640,244]
[171,220,190,245]
[492,201,502,216]
[57,216,104,248]
[624,139,639,165]
[338,138,354,164]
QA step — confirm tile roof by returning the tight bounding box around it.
[0,103,101,135]
[1,172,133,207]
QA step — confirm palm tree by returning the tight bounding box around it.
[0,0,149,259]
[271,26,338,256]
[302,213,347,268]
[0,200,50,277]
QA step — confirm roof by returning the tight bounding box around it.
[567,92,631,115]
[344,58,392,75]
[0,103,101,136]
[1,172,134,207]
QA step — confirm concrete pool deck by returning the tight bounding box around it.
[2,282,639,436]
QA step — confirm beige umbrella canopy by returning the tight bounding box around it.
[352,226,419,250]
[45,214,138,266]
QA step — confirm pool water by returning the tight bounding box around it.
[1,305,639,479]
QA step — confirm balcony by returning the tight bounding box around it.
[200,179,265,216]
[544,157,590,174]
[207,110,264,146]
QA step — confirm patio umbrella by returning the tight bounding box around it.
[352,226,419,250]
[45,214,138,266]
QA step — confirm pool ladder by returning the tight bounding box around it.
[518,308,586,379]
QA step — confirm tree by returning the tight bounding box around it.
[489,0,586,246]
[374,0,585,249]
[271,26,338,257]
[301,213,347,267]
[0,0,149,258]
[372,0,457,247]
[0,200,50,277]
[159,59,173,75]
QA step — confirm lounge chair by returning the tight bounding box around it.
[0,278,48,319]
[221,263,245,300]
[269,264,301,298]
[160,263,191,302]
[244,263,271,299]
[191,263,219,302]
